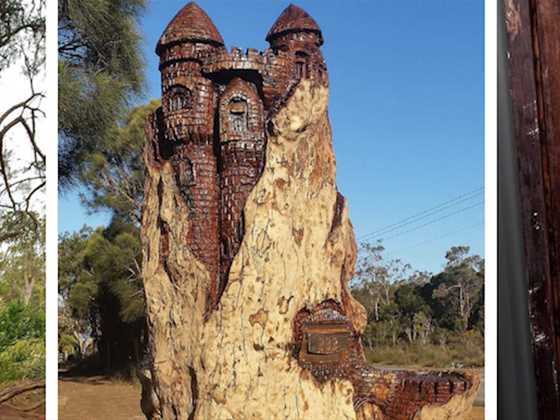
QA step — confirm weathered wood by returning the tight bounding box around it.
[504,0,560,416]
[141,3,480,419]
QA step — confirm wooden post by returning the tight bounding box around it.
[503,0,560,416]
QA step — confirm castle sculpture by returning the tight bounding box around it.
[144,3,480,418]
[152,2,328,309]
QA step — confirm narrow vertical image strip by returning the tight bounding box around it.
[0,0,46,419]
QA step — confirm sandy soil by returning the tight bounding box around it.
[0,384,45,420]
[59,375,484,420]
[0,405,44,420]
[59,376,143,420]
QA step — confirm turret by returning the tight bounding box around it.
[156,2,224,306]
[217,77,265,298]
[266,4,323,52]
[156,1,225,142]
[266,4,327,88]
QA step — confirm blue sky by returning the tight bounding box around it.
[59,0,484,274]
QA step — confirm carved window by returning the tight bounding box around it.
[228,97,248,133]
[168,86,192,112]
[295,51,309,79]
[175,158,196,187]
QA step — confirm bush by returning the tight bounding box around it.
[0,301,45,351]
[0,302,45,383]
[0,338,45,382]
[365,331,484,369]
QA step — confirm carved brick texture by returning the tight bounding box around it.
[293,301,473,419]
[152,2,327,309]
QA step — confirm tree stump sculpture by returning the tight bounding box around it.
[141,3,481,419]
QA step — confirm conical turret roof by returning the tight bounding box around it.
[157,2,224,54]
[266,4,323,45]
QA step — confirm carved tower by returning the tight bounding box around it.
[216,76,265,300]
[156,2,224,304]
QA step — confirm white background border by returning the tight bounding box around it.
[45,0,58,417]
[485,0,497,419]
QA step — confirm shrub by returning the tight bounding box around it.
[0,338,45,382]
[0,301,45,352]
[365,330,484,368]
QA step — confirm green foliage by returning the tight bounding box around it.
[60,218,144,323]
[0,302,44,350]
[0,302,45,382]
[79,100,160,222]
[0,215,45,383]
[0,215,45,307]
[352,243,484,367]
[0,338,45,382]
[58,0,146,186]
[59,217,145,369]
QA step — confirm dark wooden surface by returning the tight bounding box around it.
[504,0,560,417]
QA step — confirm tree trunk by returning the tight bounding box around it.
[142,78,479,419]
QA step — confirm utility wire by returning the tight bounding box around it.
[383,220,484,260]
[358,187,484,241]
[363,201,484,243]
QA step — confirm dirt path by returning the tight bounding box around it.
[0,405,44,420]
[59,376,483,419]
[0,382,45,420]
[59,377,143,420]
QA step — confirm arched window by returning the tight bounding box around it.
[168,86,192,112]
[228,97,248,133]
[295,51,309,80]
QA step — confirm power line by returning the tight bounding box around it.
[383,220,484,262]
[358,187,484,241]
[362,201,484,243]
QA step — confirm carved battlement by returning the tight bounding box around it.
[201,47,265,75]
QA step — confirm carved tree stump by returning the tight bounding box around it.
[141,3,480,419]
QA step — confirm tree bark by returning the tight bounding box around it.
[142,80,480,419]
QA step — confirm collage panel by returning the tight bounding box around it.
[57,1,485,420]
[0,0,46,419]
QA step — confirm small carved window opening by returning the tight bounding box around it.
[229,97,248,133]
[168,86,193,112]
[295,51,309,80]
[182,159,196,186]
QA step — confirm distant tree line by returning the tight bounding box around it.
[351,242,484,351]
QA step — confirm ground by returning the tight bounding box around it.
[0,382,45,420]
[59,376,144,420]
[58,372,484,420]
[0,405,44,420]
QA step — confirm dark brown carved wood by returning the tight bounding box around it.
[152,2,328,311]
[504,0,560,417]
[293,301,473,419]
